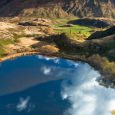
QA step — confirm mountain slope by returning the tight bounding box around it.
[0,0,69,18]
[63,0,115,18]
[0,0,114,19]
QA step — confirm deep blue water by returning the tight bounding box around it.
[0,55,115,115]
[0,55,76,115]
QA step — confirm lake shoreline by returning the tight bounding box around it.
[0,51,87,63]
[0,51,107,76]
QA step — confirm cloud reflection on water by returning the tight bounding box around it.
[61,63,115,115]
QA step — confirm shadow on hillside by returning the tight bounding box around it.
[68,18,112,28]
[34,32,115,60]
[88,26,115,40]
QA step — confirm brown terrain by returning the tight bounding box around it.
[0,18,59,59]
[0,0,114,77]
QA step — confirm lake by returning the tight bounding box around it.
[0,55,115,115]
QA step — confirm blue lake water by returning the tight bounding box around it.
[0,55,115,115]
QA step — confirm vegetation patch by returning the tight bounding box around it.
[0,35,20,57]
[52,18,95,41]
[0,46,6,57]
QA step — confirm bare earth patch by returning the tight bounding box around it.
[19,37,39,47]
[6,36,59,55]
[0,22,17,30]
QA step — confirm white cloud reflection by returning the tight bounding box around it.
[61,63,115,115]
[37,55,59,64]
[16,96,35,112]
[41,66,51,75]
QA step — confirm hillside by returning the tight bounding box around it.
[0,0,114,81]
[0,0,69,18]
[63,0,115,19]
[0,0,114,19]
[88,26,115,39]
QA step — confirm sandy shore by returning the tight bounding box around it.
[0,50,87,64]
[0,52,39,63]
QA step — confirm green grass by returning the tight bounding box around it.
[51,18,76,24]
[0,47,6,57]
[52,19,94,40]
[0,35,20,57]
[102,58,115,77]
[0,39,14,45]
[0,39,14,57]
[51,18,95,40]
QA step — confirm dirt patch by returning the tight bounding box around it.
[0,22,17,30]
[19,37,39,47]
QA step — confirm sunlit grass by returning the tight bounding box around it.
[52,18,94,40]
[0,39,13,57]
[0,35,20,57]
